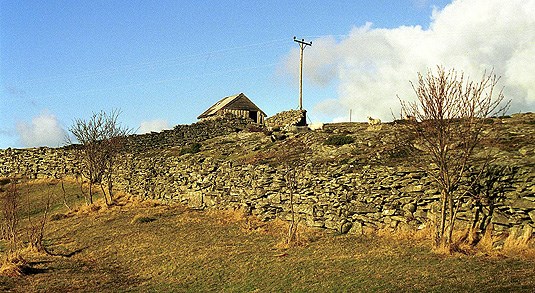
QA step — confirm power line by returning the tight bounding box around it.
[21,62,280,101]
[13,38,290,86]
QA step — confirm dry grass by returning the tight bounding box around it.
[376,225,435,243]
[0,254,29,277]
[1,181,535,292]
[374,224,535,259]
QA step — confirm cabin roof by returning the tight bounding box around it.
[197,93,266,119]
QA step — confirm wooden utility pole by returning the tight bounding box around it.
[294,36,312,110]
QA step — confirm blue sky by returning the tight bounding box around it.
[1,0,534,148]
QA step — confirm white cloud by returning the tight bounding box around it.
[16,110,67,147]
[138,119,169,134]
[282,0,535,122]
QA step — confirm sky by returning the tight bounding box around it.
[1,0,534,149]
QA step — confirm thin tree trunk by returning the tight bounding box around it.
[61,179,71,210]
[100,184,109,206]
[287,171,297,244]
[89,182,93,205]
[438,189,447,246]
[107,175,113,204]
[446,194,455,245]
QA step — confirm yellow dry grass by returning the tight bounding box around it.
[0,254,28,277]
[368,224,535,260]
[3,180,535,292]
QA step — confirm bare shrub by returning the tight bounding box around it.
[399,66,509,250]
[25,191,52,253]
[0,253,29,277]
[68,109,133,205]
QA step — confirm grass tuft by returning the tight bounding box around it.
[324,135,355,146]
[131,214,157,224]
[0,254,29,277]
[50,213,68,221]
[179,143,201,155]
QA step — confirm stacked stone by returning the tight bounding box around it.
[265,110,306,130]
[124,114,252,152]
[113,151,534,236]
[1,113,534,237]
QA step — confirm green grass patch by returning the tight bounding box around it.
[324,135,355,146]
[131,214,157,224]
[179,142,201,155]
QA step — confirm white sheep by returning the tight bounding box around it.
[308,122,324,131]
[367,116,381,125]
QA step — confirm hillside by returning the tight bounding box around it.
[112,113,534,234]
[1,113,534,291]
[0,182,534,292]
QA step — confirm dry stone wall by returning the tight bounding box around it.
[265,110,307,130]
[1,114,534,237]
[124,114,252,152]
[0,147,79,179]
[113,152,534,236]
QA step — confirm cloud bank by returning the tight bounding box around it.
[282,0,535,122]
[138,119,170,134]
[16,111,67,147]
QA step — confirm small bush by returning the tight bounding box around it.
[131,214,157,224]
[0,178,11,186]
[180,143,201,155]
[324,135,354,146]
[271,133,287,141]
[50,213,68,221]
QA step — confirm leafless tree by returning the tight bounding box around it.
[68,109,133,205]
[277,138,311,245]
[399,66,509,249]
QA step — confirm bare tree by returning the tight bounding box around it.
[68,109,133,205]
[399,66,509,249]
[277,138,311,245]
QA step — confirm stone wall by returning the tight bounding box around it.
[124,114,252,152]
[1,113,534,237]
[0,147,79,179]
[265,110,307,130]
[113,148,534,236]
[0,114,251,178]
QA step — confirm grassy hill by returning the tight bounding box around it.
[1,180,534,292]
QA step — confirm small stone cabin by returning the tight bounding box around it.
[197,93,267,124]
